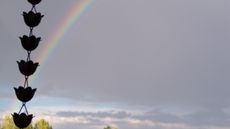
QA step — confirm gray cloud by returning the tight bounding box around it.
[57,110,131,119]
[55,108,230,128]
[1,0,230,106]
[1,0,230,129]
[29,0,230,111]
[183,109,230,127]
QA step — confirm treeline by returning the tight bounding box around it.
[0,115,117,129]
[0,115,52,129]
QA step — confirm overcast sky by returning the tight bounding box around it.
[1,0,230,129]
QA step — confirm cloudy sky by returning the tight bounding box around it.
[1,0,230,129]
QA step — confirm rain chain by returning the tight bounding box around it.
[12,0,43,128]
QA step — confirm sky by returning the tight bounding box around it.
[1,0,230,129]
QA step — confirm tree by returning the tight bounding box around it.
[1,115,51,129]
[1,115,33,129]
[34,119,52,129]
[104,126,117,129]
[1,115,15,129]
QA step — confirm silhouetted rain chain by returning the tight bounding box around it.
[12,0,43,128]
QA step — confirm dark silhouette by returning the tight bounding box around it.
[27,0,42,6]
[23,11,44,28]
[12,0,44,128]
[17,60,39,76]
[20,35,40,52]
[14,86,36,103]
[12,113,33,128]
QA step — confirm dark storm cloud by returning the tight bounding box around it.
[34,0,230,110]
[2,0,230,129]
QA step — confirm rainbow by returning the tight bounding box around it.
[11,0,94,112]
[36,0,94,74]
[29,0,94,83]
[38,0,94,63]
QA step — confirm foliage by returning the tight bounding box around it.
[34,119,52,129]
[1,115,16,129]
[104,126,117,129]
[1,115,51,129]
[1,115,116,129]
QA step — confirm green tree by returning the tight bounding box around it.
[34,119,52,129]
[1,115,51,129]
[1,115,15,129]
[104,126,117,129]
[1,115,33,129]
